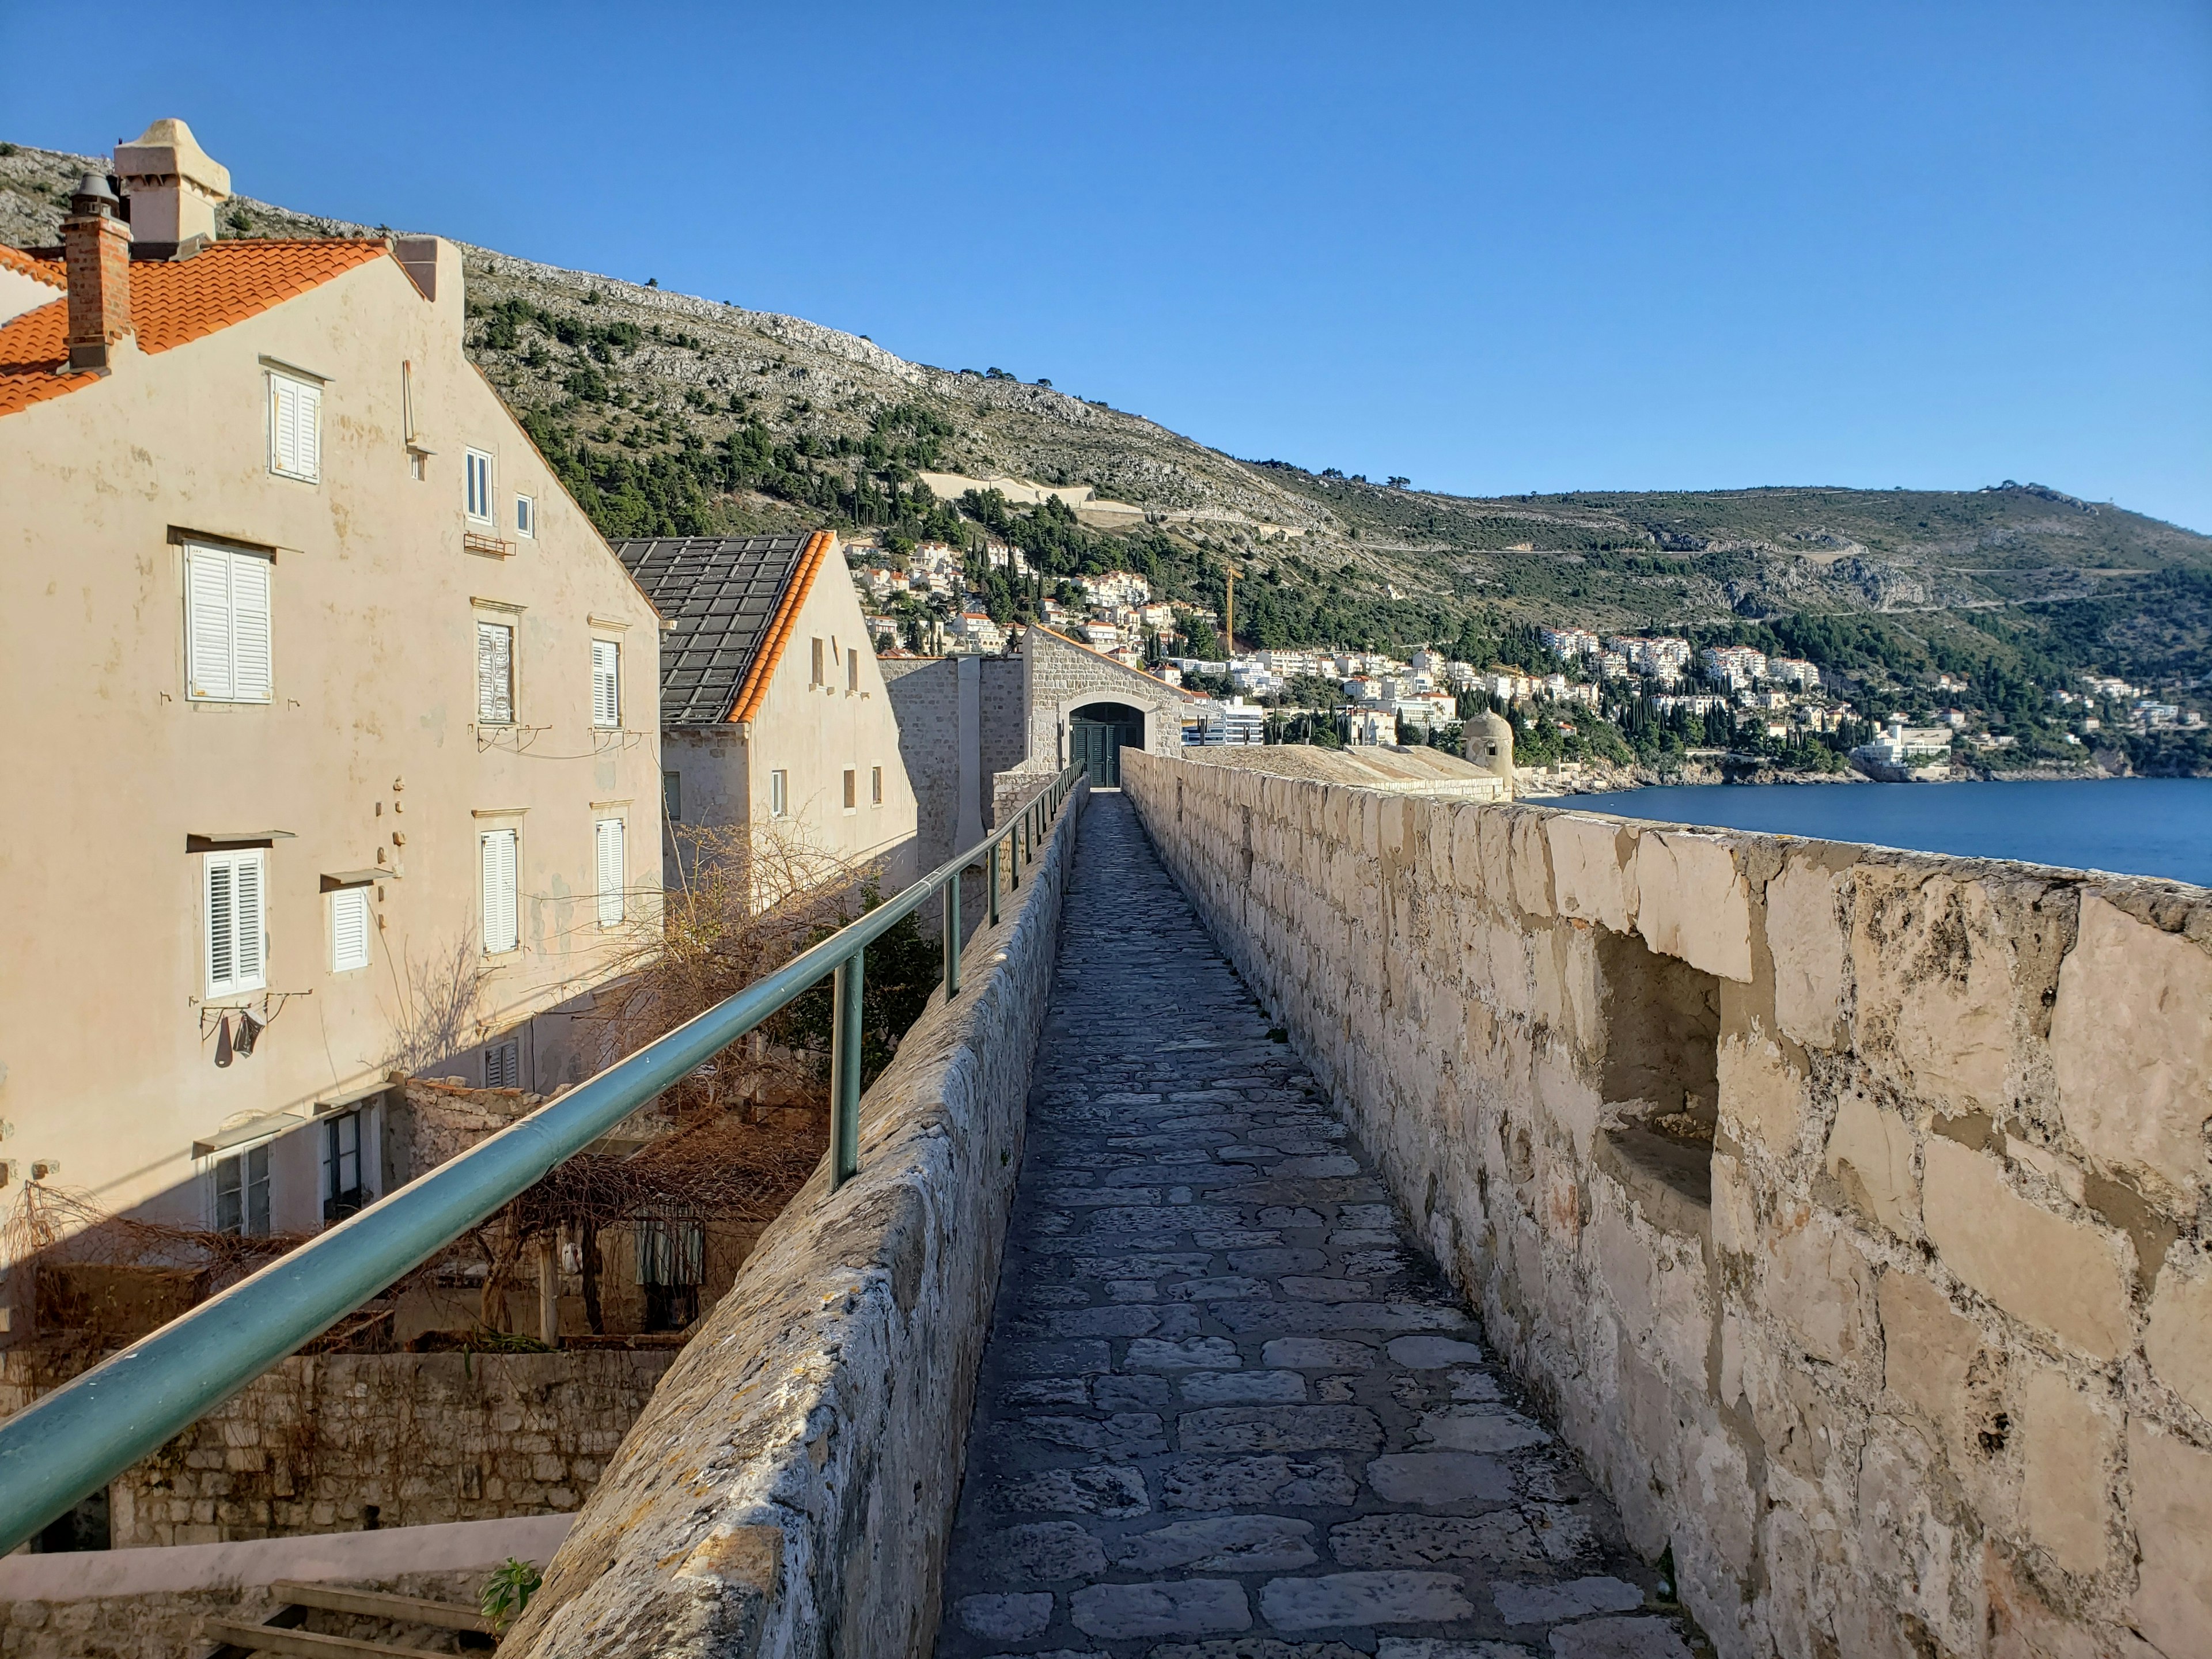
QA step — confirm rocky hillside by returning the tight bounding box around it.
[7,137,2209,690]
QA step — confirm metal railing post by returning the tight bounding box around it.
[987,842,1000,926]
[944,869,963,998]
[830,948,864,1188]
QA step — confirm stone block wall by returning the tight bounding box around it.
[1,1350,671,1548]
[1122,750,2212,1659]
[882,657,963,874]
[502,778,1090,1659]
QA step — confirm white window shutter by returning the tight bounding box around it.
[234,853,265,987]
[229,555,272,702]
[207,859,236,991]
[187,547,234,700]
[296,382,321,480]
[482,829,518,953]
[270,376,297,476]
[596,819,624,926]
[477,622,512,724]
[592,640,619,726]
[331,887,370,972]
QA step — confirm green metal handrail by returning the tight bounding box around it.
[0,761,1088,1555]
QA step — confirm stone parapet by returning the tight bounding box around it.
[1121,749,2212,1658]
[503,779,1089,1658]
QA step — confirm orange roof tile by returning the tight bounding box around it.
[731,531,835,723]
[0,244,63,286]
[0,238,392,419]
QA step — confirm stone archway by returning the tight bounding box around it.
[1068,701,1145,787]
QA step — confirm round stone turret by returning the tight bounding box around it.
[1465,707,1514,798]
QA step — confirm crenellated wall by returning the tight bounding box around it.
[1123,750,2212,1659]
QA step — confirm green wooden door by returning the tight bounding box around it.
[1070,706,1142,787]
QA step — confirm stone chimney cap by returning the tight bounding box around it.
[69,172,119,213]
[114,118,231,200]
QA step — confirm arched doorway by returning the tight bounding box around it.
[1069,702,1145,787]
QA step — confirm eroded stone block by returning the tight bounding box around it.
[1767,859,1846,1049]
[1634,832,1751,983]
[1824,1090,1920,1238]
[1548,815,1633,934]
[2145,1248,2212,1423]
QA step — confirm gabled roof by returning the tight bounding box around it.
[0,238,391,419]
[1030,624,1204,702]
[613,532,835,726]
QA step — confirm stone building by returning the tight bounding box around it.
[618,531,919,896]
[882,623,1192,870]
[0,122,661,1294]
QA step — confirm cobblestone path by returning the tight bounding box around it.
[937,794,1696,1659]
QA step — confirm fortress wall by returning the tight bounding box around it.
[1123,749,2212,1659]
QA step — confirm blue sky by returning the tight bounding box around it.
[8,2,2209,531]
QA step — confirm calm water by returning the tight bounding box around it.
[1581,778,2212,888]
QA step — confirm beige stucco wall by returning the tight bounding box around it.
[662,539,918,893]
[0,238,661,1274]
[1124,751,2212,1659]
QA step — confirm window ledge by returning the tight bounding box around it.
[1595,1124,1711,1243]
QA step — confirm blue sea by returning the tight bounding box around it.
[1582,778,2212,888]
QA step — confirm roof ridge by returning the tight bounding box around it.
[732,531,834,724]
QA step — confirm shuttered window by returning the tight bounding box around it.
[185,544,274,703]
[484,1038,520,1089]
[596,817,626,926]
[476,622,514,725]
[843,769,857,810]
[480,828,519,954]
[591,639,620,728]
[330,886,371,973]
[811,638,825,687]
[465,449,494,520]
[268,373,322,482]
[206,850,267,998]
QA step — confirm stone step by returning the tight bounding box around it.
[270,1580,497,1633]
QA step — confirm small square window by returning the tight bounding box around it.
[515,495,535,537]
[872,765,883,805]
[465,449,495,521]
[770,770,789,819]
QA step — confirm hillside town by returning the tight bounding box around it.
[849,540,2203,783]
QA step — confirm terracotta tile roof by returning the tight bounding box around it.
[612,532,836,726]
[0,238,392,419]
[0,244,63,286]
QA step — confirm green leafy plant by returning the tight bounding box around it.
[480,1556,543,1631]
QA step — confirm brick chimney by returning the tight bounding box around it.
[61,173,132,372]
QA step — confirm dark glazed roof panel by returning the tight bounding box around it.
[613,535,813,725]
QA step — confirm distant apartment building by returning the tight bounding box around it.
[1700,645,1768,690]
[1345,709,1396,746]
[1768,656,1821,690]
[0,127,662,1275]
[1080,570,1152,608]
[948,610,1010,653]
[1607,635,1692,679]
[1183,696,1267,746]
[1853,720,1956,771]
[1540,627,1602,660]
[619,533,919,895]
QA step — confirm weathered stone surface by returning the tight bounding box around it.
[1546,1617,1695,1658]
[1124,758,2207,1659]
[1069,1578,1252,1639]
[1165,1455,1358,1510]
[1182,1370,1310,1404]
[1493,1576,1645,1624]
[1002,1465,1150,1517]
[1823,1090,1919,1237]
[1331,1511,1546,1570]
[2126,1419,2212,1653]
[1634,831,1751,983]
[2145,1249,2212,1422]
[504,781,1091,1659]
[1766,859,1845,1049]
[957,1593,1054,1640]
[1388,1336,1486,1369]
[1111,1515,1319,1573]
[1130,1337,1244,1372]
[1922,1137,2131,1358]
[1366,1453,1514,1505]
[1418,1408,1551,1453]
[991,1521,1108,1582]
[2015,1365,2115,1575]
[1179,1405,1384,1455]
[1260,1571,1475,1628]
[2052,894,2212,1203]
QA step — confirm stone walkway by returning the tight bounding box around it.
[936,794,1697,1659]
